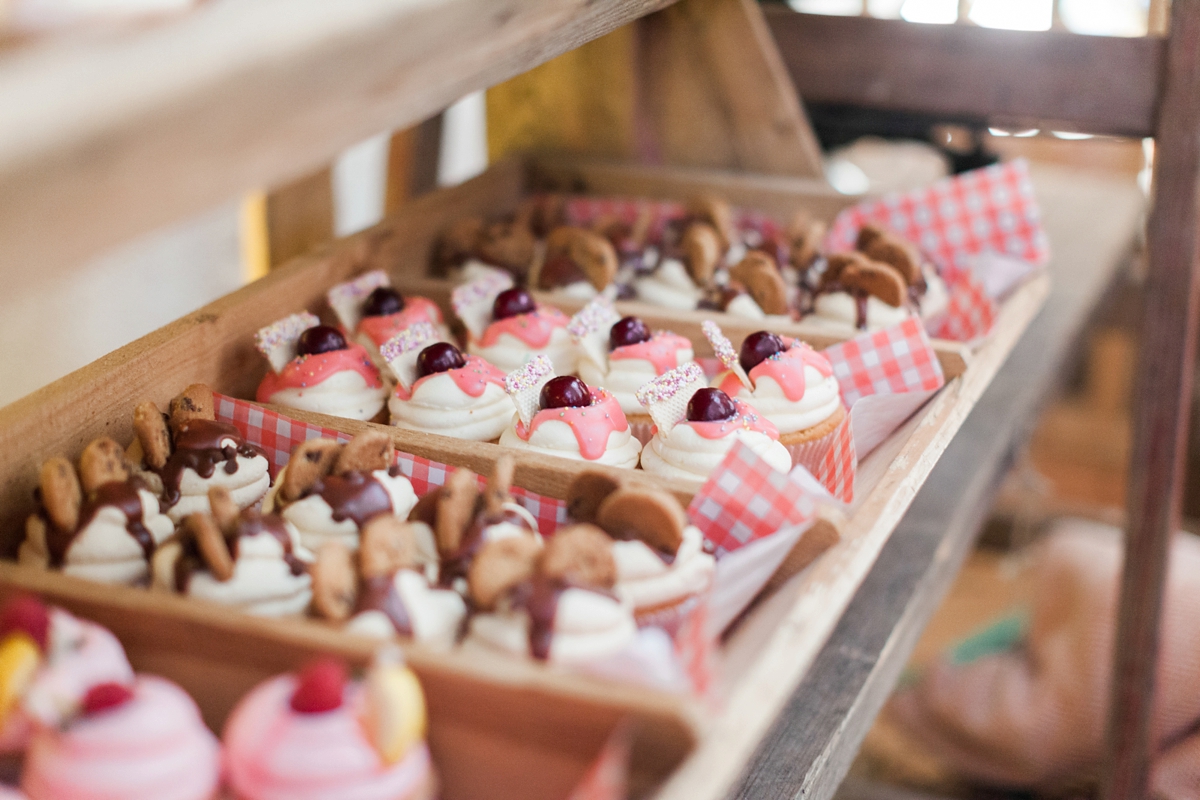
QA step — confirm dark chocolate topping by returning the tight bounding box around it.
[47,481,155,568]
[356,574,414,636]
[157,420,265,510]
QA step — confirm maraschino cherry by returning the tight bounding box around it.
[0,595,50,651]
[492,288,536,321]
[362,287,405,318]
[686,388,738,423]
[416,342,466,378]
[290,658,346,714]
[296,326,348,357]
[739,331,786,373]
[81,682,135,715]
[608,316,651,351]
[540,376,591,409]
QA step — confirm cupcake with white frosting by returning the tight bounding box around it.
[326,270,450,366]
[534,226,619,301]
[454,274,576,375]
[635,217,726,311]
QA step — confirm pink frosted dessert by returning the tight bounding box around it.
[499,356,641,468]
[326,271,450,366]
[0,597,133,754]
[224,658,436,800]
[22,677,220,800]
[455,278,575,374]
[255,313,388,422]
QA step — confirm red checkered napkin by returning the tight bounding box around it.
[823,316,945,407]
[673,596,714,697]
[213,394,568,536]
[565,723,632,800]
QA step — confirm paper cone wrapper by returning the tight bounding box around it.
[783,417,844,477]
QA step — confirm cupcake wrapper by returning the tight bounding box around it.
[634,593,703,639]
[784,423,842,477]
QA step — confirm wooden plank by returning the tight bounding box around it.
[385,115,445,214]
[764,9,1165,137]
[0,0,677,284]
[1105,1,1200,797]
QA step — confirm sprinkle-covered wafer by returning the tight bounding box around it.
[567,297,620,372]
[596,486,686,554]
[133,401,172,470]
[360,516,418,580]
[311,541,358,622]
[169,384,215,433]
[379,322,438,390]
[635,362,706,436]
[565,470,623,524]
[702,321,752,391]
[327,270,391,332]
[468,535,541,611]
[79,437,129,494]
[504,355,555,428]
[281,438,342,502]
[485,455,515,516]
[39,456,81,532]
[435,468,479,558]
[681,222,722,286]
[207,486,240,534]
[184,512,234,582]
[730,252,788,315]
[334,431,394,475]
[539,524,617,589]
[452,273,513,339]
[255,312,321,374]
[841,259,908,307]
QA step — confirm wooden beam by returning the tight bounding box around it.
[764,9,1165,137]
[264,167,334,269]
[385,115,444,214]
[1105,1,1200,797]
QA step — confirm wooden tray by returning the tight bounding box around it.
[0,155,1048,800]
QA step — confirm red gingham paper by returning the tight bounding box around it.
[565,724,632,800]
[674,596,714,696]
[815,413,856,504]
[928,270,997,342]
[213,394,568,536]
[822,317,945,407]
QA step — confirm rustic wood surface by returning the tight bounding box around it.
[1106,1,1200,796]
[764,9,1164,138]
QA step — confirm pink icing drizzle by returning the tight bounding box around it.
[686,399,779,441]
[257,343,383,401]
[357,297,444,346]
[514,388,629,461]
[478,306,570,348]
[608,332,693,376]
[392,355,506,401]
[718,341,835,403]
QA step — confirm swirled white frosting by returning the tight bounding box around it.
[634,259,703,310]
[345,569,467,648]
[166,449,270,524]
[19,489,174,585]
[499,418,642,469]
[577,350,695,417]
[810,291,912,333]
[468,587,637,664]
[468,326,577,375]
[639,423,791,482]
[723,366,842,436]
[389,374,513,442]
[920,266,950,321]
[263,371,389,421]
[262,467,418,552]
[612,526,714,611]
[723,293,793,325]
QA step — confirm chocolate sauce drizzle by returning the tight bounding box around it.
[511,577,619,661]
[356,574,414,636]
[809,274,927,330]
[156,419,266,510]
[437,505,534,590]
[306,472,395,529]
[43,480,154,567]
[173,510,305,591]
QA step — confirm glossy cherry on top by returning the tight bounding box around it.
[492,288,537,321]
[686,387,738,423]
[608,316,651,351]
[738,331,786,373]
[416,342,466,379]
[540,376,592,410]
[362,286,405,318]
[296,325,348,357]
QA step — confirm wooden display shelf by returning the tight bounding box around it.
[0,154,1046,800]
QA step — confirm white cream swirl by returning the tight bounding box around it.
[639,423,791,482]
[468,326,577,375]
[634,259,703,310]
[263,468,418,552]
[920,266,950,321]
[725,366,842,435]
[345,570,467,648]
[166,449,270,524]
[388,374,513,442]
[468,588,637,664]
[810,291,912,333]
[499,418,641,469]
[612,526,714,611]
[264,371,389,421]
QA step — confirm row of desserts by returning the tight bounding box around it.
[0,595,436,799]
[429,192,948,335]
[253,269,844,482]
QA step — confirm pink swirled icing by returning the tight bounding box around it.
[357,298,444,346]
[513,389,630,461]
[609,332,693,376]
[685,398,779,441]
[257,343,384,400]
[478,307,570,348]
[22,676,220,800]
[392,355,506,401]
[224,675,432,800]
[717,340,834,403]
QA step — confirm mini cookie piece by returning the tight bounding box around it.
[39,456,82,532]
[334,431,395,475]
[207,486,240,534]
[730,251,789,315]
[565,471,623,524]
[169,384,216,432]
[485,456,515,516]
[281,438,343,502]
[822,252,872,289]
[857,225,920,286]
[681,222,722,286]
[539,524,617,589]
[468,535,541,611]
[477,220,536,275]
[133,401,172,470]
[407,489,439,528]
[788,213,826,270]
[686,194,736,251]
[184,512,234,582]
[311,541,358,622]
[435,468,480,558]
[79,437,130,493]
[595,486,686,554]
[359,516,418,580]
[517,194,567,238]
[433,217,484,273]
[840,260,908,307]
[545,227,619,291]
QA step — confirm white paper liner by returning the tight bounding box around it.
[782,421,843,476]
[706,519,814,637]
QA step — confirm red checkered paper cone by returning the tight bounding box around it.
[565,723,633,800]
[215,394,568,535]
